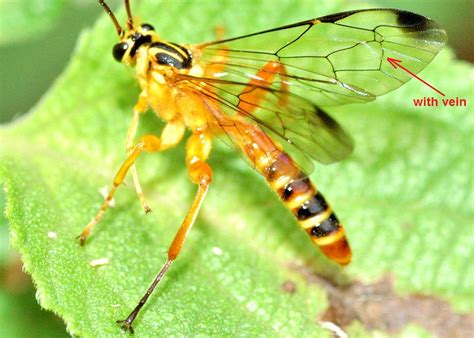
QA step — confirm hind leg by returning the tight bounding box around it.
[116,131,213,333]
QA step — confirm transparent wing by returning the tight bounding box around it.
[176,75,353,171]
[193,8,447,107]
[177,8,446,169]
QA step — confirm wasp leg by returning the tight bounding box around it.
[78,119,185,245]
[127,93,152,214]
[117,131,212,333]
[238,61,289,114]
[77,134,161,245]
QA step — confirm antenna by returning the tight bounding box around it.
[98,0,123,36]
[125,0,134,29]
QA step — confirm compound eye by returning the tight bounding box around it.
[141,23,155,31]
[112,42,129,62]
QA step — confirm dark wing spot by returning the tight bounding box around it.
[315,106,339,130]
[396,10,429,28]
[394,9,442,38]
[318,10,358,23]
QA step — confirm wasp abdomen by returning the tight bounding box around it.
[295,192,328,220]
[265,153,352,265]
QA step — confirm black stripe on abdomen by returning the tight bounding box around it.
[280,175,311,201]
[262,151,351,265]
[310,213,341,238]
[296,192,328,220]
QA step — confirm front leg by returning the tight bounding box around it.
[77,134,161,245]
[78,119,186,245]
[126,92,152,213]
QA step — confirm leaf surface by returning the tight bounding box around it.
[0,0,472,336]
[0,0,67,44]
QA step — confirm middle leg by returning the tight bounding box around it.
[126,92,152,213]
[238,60,289,114]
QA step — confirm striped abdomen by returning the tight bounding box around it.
[225,119,352,265]
[264,152,352,265]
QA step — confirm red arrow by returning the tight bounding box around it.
[387,57,445,97]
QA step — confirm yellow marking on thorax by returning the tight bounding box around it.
[136,48,151,90]
[147,80,177,121]
[149,47,185,63]
[151,71,166,84]
[175,89,211,131]
[160,41,189,59]
[188,64,204,77]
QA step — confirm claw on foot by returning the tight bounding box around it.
[144,204,152,214]
[76,233,88,246]
[116,319,134,334]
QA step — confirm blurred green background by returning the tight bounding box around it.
[0,0,471,336]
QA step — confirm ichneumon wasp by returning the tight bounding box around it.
[77,0,446,333]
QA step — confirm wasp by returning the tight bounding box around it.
[77,0,446,333]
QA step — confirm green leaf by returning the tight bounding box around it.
[0,0,67,44]
[0,0,472,336]
[0,191,68,337]
[0,193,9,266]
[0,280,69,338]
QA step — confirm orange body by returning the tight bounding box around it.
[81,2,446,332]
[135,40,353,264]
